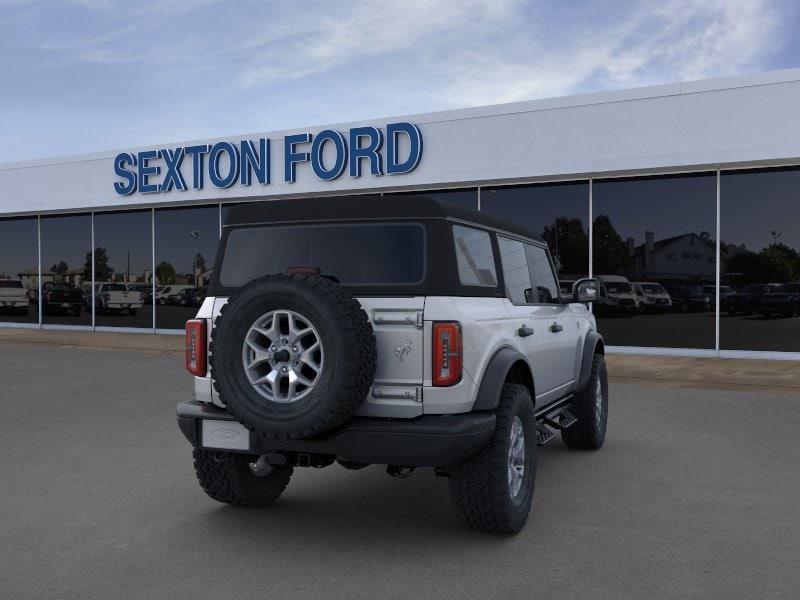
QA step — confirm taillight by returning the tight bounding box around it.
[432,321,462,387]
[185,319,207,376]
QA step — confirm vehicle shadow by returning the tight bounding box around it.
[166,444,575,548]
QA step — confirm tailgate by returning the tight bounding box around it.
[355,297,425,418]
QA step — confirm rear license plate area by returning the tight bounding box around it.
[201,420,250,451]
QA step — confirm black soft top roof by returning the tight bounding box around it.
[223,195,544,243]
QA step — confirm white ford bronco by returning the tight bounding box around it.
[177,195,607,533]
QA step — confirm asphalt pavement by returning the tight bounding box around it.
[1,342,799,600]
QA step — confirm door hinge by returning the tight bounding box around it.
[415,386,423,403]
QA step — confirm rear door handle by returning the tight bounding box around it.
[517,325,534,338]
[550,322,564,333]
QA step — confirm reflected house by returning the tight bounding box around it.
[625,231,727,284]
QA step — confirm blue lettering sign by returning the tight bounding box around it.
[113,123,421,195]
[208,142,240,188]
[349,127,384,177]
[113,153,137,195]
[311,130,347,181]
[386,122,423,175]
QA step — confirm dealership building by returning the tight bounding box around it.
[1,68,799,359]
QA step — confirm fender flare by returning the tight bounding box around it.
[472,347,533,411]
[576,331,604,391]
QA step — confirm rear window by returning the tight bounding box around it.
[220,223,425,287]
[0,280,23,288]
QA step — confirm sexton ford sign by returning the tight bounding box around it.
[112,122,423,196]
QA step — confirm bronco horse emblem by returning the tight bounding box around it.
[394,338,414,362]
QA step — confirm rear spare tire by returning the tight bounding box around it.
[210,273,376,440]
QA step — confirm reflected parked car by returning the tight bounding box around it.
[0,279,30,315]
[666,285,711,313]
[155,285,194,305]
[705,285,737,303]
[41,282,84,315]
[722,283,781,316]
[596,275,638,316]
[93,283,143,316]
[167,287,199,306]
[188,287,207,307]
[632,282,672,313]
[759,283,800,318]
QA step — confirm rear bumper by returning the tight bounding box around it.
[177,400,495,467]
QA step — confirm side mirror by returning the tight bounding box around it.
[572,278,599,304]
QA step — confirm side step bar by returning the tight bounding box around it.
[534,394,577,446]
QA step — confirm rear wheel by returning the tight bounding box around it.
[562,354,608,450]
[448,383,536,533]
[193,449,293,507]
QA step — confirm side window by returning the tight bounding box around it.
[497,236,533,304]
[452,225,497,287]
[525,244,560,304]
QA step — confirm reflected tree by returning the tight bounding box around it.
[592,214,630,274]
[50,261,68,276]
[725,242,800,285]
[83,247,113,282]
[542,217,588,275]
[156,261,177,285]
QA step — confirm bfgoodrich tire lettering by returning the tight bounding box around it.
[562,354,608,450]
[210,273,377,440]
[448,383,536,533]
[193,449,293,507]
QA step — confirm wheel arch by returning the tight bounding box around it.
[472,347,535,411]
[576,331,604,391]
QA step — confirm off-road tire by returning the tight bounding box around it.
[448,383,536,534]
[193,449,292,507]
[210,273,376,440]
[562,354,608,450]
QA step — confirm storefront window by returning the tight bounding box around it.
[93,210,153,329]
[154,205,220,329]
[40,214,92,326]
[0,217,39,324]
[720,167,800,352]
[592,174,717,349]
[480,181,589,282]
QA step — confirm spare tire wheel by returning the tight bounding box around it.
[210,273,377,440]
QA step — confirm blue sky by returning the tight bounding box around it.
[1,0,798,163]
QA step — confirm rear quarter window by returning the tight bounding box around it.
[452,225,497,287]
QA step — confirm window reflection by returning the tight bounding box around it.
[721,167,800,352]
[0,217,39,324]
[154,205,219,329]
[592,174,716,349]
[94,210,153,329]
[40,214,92,326]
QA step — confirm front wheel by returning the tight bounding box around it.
[193,449,293,507]
[562,354,608,450]
[448,383,536,533]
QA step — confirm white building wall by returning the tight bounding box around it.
[1,69,800,215]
